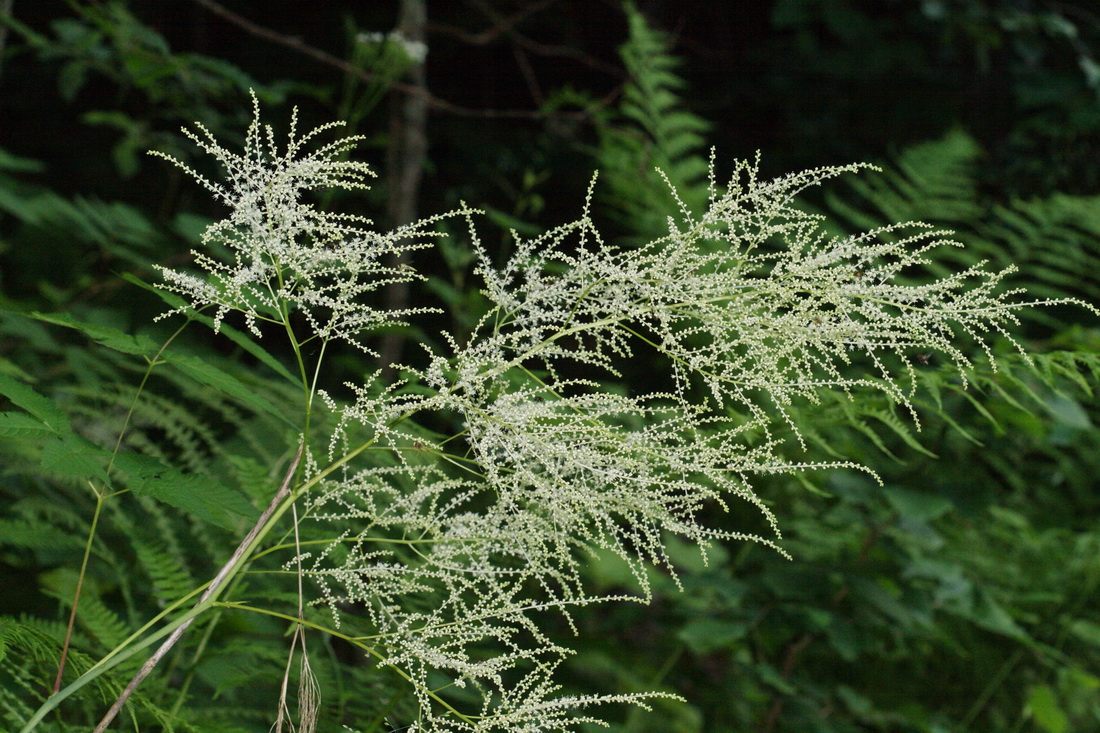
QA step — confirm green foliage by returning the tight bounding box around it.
[817,128,1100,311]
[5,0,281,179]
[745,0,1100,196]
[1,3,1098,733]
[590,1,710,242]
[578,89,1100,728]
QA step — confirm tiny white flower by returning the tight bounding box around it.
[356,29,427,64]
[151,90,446,353]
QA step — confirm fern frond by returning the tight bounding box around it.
[132,534,199,608]
[0,616,119,708]
[822,129,984,235]
[819,129,1100,315]
[594,1,710,241]
[38,573,132,657]
[980,194,1100,305]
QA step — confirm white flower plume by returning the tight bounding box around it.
[151,90,446,351]
[153,97,1096,731]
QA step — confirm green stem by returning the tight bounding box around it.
[216,603,477,725]
[51,482,105,694]
[24,598,213,732]
[22,425,392,731]
[52,318,193,693]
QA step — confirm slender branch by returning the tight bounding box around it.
[188,0,590,121]
[93,443,304,732]
[437,0,555,46]
[435,0,621,76]
[54,320,193,692]
[52,483,104,694]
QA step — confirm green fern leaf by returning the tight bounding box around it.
[594,1,711,241]
[167,353,295,427]
[132,536,197,605]
[0,517,84,552]
[40,570,132,654]
[866,407,938,458]
[39,434,110,481]
[114,450,258,528]
[0,372,70,435]
[0,411,55,436]
[31,311,159,356]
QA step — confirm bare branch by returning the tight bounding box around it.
[188,0,595,121]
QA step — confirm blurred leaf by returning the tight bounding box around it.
[883,486,953,522]
[1068,619,1100,648]
[32,311,159,356]
[824,619,862,662]
[0,372,71,435]
[168,354,295,428]
[756,663,797,695]
[1041,392,1092,430]
[1027,684,1068,733]
[677,619,748,655]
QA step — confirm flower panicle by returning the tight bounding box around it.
[149,96,1094,732]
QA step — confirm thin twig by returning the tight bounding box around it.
[188,0,587,121]
[93,443,305,732]
[440,0,622,76]
[436,0,555,46]
[53,483,104,693]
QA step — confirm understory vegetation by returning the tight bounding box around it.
[1,2,1098,732]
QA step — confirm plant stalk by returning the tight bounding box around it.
[90,442,304,732]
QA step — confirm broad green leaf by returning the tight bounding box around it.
[825,620,862,662]
[1027,684,1068,733]
[1042,393,1092,430]
[40,435,110,482]
[1068,667,1100,692]
[1069,619,1100,648]
[756,663,797,695]
[677,618,748,655]
[883,487,953,522]
[0,372,71,435]
[0,412,56,436]
[31,311,159,356]
[114,451,259,529]
[835,685,874,716]
[968,590,1030,642]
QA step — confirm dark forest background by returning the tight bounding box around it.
[1,1,1099,732]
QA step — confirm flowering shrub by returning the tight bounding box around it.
[17,94,1092,733]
